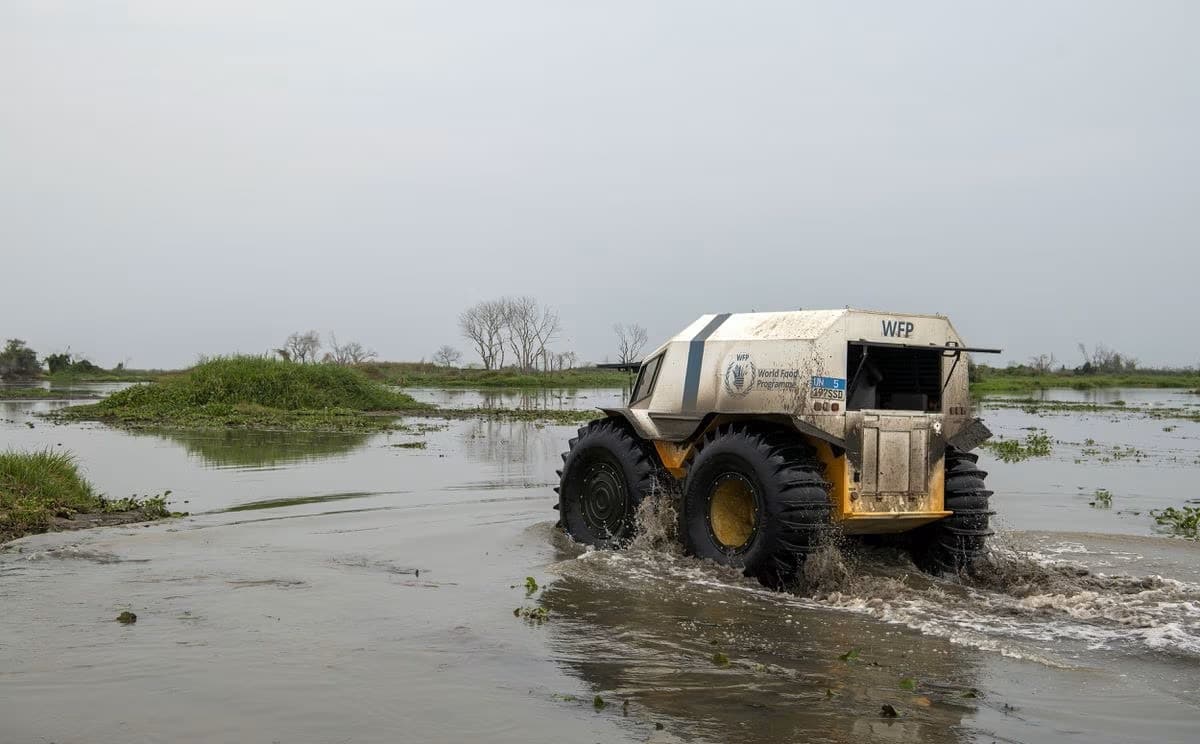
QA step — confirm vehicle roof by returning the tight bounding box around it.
[669,309,950,343]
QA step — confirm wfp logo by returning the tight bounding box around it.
[724,354,757,396]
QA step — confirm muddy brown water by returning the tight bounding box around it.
[1,386,1198,743]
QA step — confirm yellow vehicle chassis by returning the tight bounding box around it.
[653,432,949,536]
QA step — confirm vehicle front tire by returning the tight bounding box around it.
[557,418,658,547]
[681,424,832,588]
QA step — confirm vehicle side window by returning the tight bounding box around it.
[631,354,663,404]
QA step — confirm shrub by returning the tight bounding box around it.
[0,339,40,380]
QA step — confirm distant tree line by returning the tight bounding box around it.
[972,342,1154,381]
[0,339,114,380]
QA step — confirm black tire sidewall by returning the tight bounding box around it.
[917,447,993,573]
[682,439,782,571]
[559,421,652,546]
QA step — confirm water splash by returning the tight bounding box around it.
[630,475,682,555]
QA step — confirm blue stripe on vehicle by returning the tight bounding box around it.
[681,313,731,410]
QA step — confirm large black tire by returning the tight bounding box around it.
[557,418,658,547]
[680,424,832,588]
[916,447,994,574]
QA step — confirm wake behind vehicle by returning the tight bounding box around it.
[556,309,999,587]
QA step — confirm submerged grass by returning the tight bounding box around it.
[0,388,100,400]
[980,397,1200,424]
[46,368,169,383]
[56,356,431,432]
[0,450,176,542]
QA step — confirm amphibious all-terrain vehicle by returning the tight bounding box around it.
[557,309,1000,586]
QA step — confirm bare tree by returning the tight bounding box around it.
[501,296,559,371]
[433,345,462,368]
[552,350,577,371]
[284,331,321,364]
[1028,353,1056,374]
[459,300,507,370]
[503,296,538,371]
[325,333,377,365]
[614,323,648,364]
[532,304,561,372]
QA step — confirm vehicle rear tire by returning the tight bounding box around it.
[681,424,832,588]
[916,447,994,574]
[557,418,658,547]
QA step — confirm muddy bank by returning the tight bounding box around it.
[1,508,172,546]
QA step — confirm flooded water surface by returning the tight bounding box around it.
[1,387,1198,743]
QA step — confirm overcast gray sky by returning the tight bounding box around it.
[3,1,1197,369]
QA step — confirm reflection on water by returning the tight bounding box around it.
[404,386,627,411]
[139,428,372,469]
[984,386,1200,407]
[542,542,975,744]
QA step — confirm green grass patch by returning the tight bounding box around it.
[1,450,100,536]
[55,356,431,431]
[972,371,1200,394]
[358,362,631,389]
[0,450,177,542]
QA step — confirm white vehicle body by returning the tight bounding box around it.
[608,309,992,534]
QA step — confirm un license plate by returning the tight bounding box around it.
[811,376,846,400]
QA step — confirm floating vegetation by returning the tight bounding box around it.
[524,576,538,594]
[838,648,860,662]
[592,695,606,711]
[389,441,427,449]
[101,491,180,519]
[1149,506,1200,539]
[982,431,1052,462]
[1090,489,1113,509]
[898,677,917,691]
[116,611,137,625]
[983,397,1200,424]
[711,652,730,667]
[513,605,549,624]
